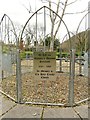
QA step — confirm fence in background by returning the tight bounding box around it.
[0,8,89,107]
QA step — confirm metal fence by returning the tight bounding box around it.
[19,49,88,106]
[0,14,17,102]
[0,11,88,107]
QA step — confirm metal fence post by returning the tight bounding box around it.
[0,42,2,81]
[59,48,64,73]
[68,49,75,106]
[79,51,83,76]
[16,49,22,103]
[88,49,90,108]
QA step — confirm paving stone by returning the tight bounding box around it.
[0,96,16,116]
[0,94,88,120]
[74,105,88,119]
[2,104,43,118]
[43,107,80,118]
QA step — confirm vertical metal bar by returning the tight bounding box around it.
[34,13,38,102]
[0,28,2,115]
[44,7,47,101]
[0,26,2,82]
[79,49,82,76]
[1,21,4,79]
[8,19,9,44]
[16,49,22,103]
[88,1,90,109]
[68,49,75,106]
[4,16,6,43]
[6,18,9,93]
[1,20,3,40]
[43,7,47,101]
[36,12,37,51]
[85,15,87,52]
[44,6,46,52]
[59,48,63,72]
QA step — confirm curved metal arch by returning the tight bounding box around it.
[61,31,76,52]
[76,12,89,52]
[62,31,75,42]
[0,14,17,45]
[76,12,89,34]
[20,6,71,49]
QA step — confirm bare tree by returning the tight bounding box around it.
[40,0,87,51]
[21,0,87,51]
[23,23,44,49]
[49,0,68,51]
[76,30,88,52]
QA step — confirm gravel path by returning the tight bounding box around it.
[1,60,88,105]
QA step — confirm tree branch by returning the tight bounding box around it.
[67,0,79,6]
[54,0,68,38]
[49,0,53,23]
[54,0,60,21]
[65,9,88,15]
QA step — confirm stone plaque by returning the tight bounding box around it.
[33,52,56,81]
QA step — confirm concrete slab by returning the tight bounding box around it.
[1,96,16,117]
[43,107,80,118]
[1,104,43,118]
[0,94,89,120]
[74,105,88,119]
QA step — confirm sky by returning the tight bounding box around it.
[0,0,90,39]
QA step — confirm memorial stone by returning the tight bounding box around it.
[33,52,56,81]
